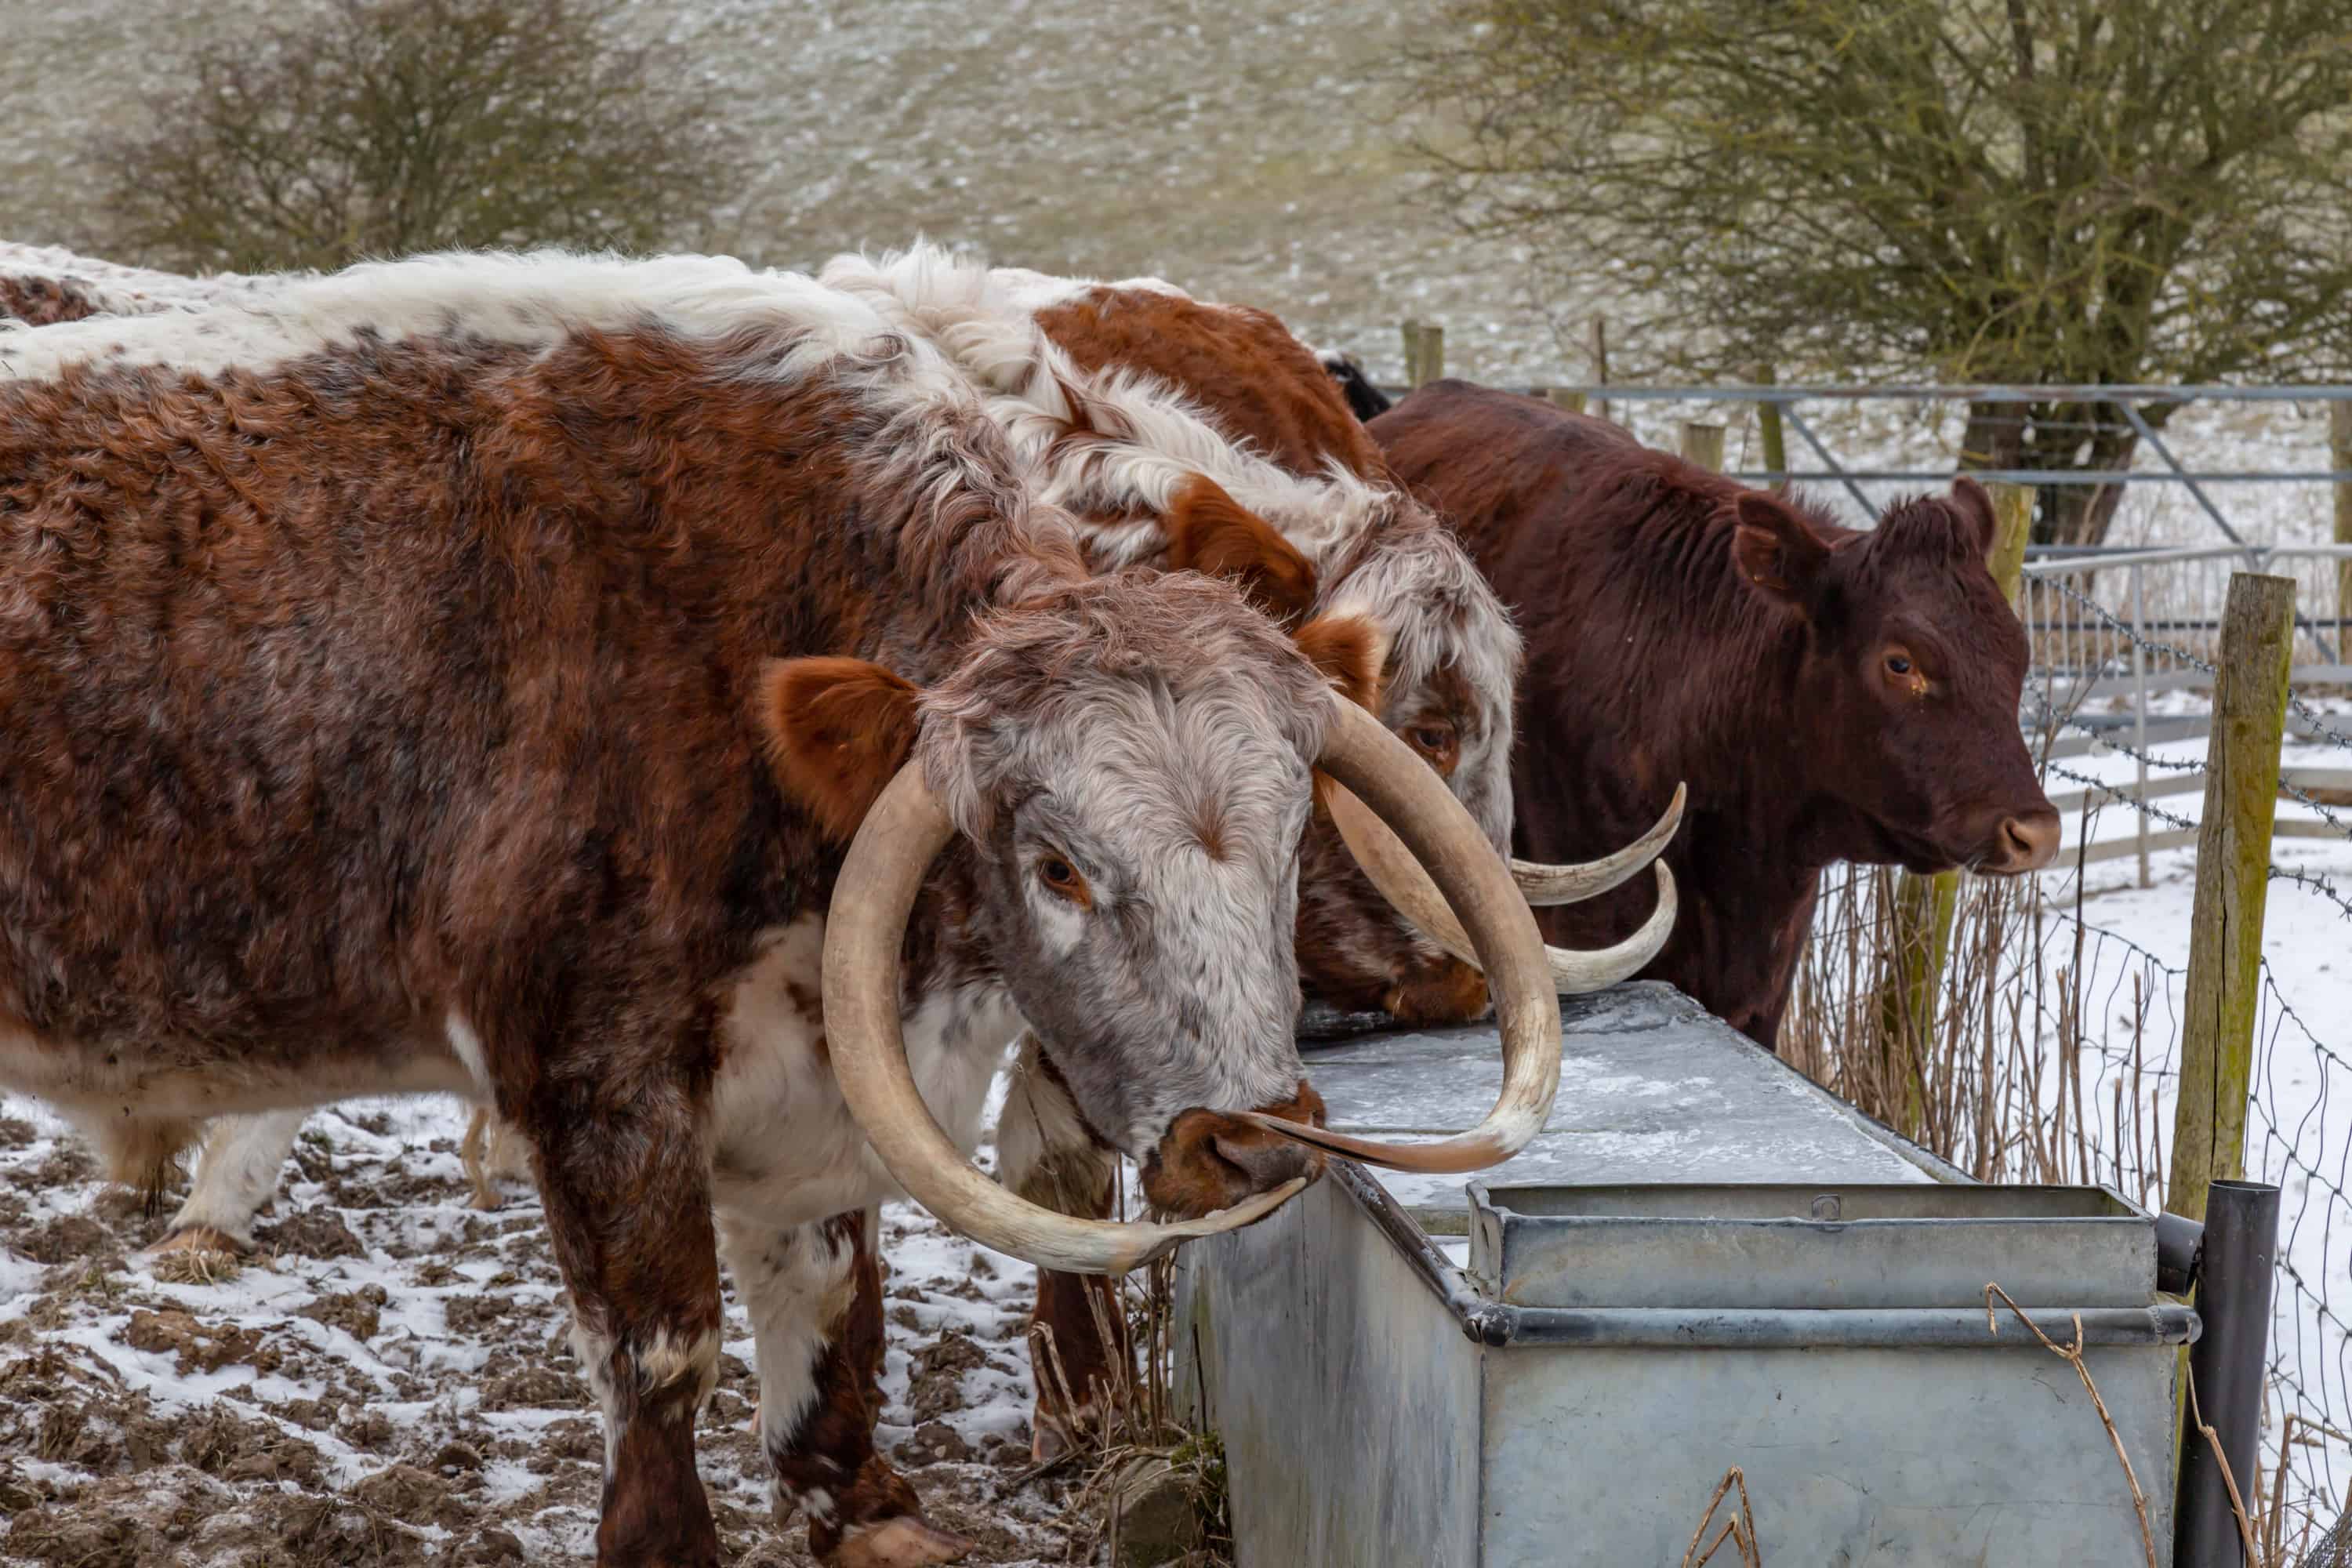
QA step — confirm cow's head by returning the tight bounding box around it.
[1185,477,1682,1026]
[1730,476,2059,875]
[756,568,1567,1275]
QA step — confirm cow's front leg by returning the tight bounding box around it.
[532,1080,724,1568]
[995,1034,1129,1461]
[717,1208,972,1567]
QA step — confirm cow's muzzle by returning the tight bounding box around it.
[1142,1083,1329,1219]
[1975,806,2062,874]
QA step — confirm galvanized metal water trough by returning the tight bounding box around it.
[1174,983,2198,1566]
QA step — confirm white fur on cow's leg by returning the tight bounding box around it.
[717,1207,972,1566]
[717,1212,855,1519]
[150,1108,307,1254]
[993,1035,1127,1462]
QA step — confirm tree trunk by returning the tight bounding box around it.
[1958,398,2024,471]
[2030,400,2143,548]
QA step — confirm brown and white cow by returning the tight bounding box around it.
[1370,380,2062,1047]
[818,249,1683,1457]
[0,254,1572,1567]
[9,243,1675,1472]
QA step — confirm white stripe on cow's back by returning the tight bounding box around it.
[820,243,1398,575]
[0,248,924,387]
[0,241,282,319]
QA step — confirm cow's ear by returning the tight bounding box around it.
[756,657,922,843]
[1732,494,1831,612]
[1947,475,2000,557]
[1165,475,1317,627]
[1294,612,1387,713]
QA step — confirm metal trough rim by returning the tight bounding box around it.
[1334,1162,2201,1352]
[1471,1178,2151,1233]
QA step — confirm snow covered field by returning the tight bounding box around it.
[0,1087,1071,1566]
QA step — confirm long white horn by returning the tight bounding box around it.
[822,763,1303,1277]
[1323,772,1679,995]
[1512,785,1686,906]
[1238,697,1562,1174]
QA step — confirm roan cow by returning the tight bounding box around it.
[819,249,1682,1454]
[1370,380,2062,1047]
[2,249,1679,1465]
[0,254,1573,1567]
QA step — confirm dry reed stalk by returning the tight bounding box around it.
[1677,1467,1762,1568]
[1984,1283,2156,1568]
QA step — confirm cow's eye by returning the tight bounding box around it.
[1410,724,1455,754]
[1885,653,1914,677]
[1038,856,1089,905]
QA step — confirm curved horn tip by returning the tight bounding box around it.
[1236,1111,1525,1174]
[1543,860,1678,996]
[1510,782,1690,908]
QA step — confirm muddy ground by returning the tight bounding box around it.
[0,1095,1086,1566]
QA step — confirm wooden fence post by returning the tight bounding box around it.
[1414,324,1445,388]
[1546,388,1586,416]
[1399,320,1422,389]
[2168,572,2296,1225]
[1875,483,2034,1135]
[1754,365,1788,486]
[2332,400,2352,637]
[1679,421,1727,473]
[1588,315,1610,424]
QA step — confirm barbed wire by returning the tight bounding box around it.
[2277,862,2352,924]
[2037,576,2223,676]
[2043,759,2204,833]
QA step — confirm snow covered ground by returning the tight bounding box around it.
[0,1087,1069,1566]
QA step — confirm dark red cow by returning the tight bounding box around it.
[1372,380,2060,1046]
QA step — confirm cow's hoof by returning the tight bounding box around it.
[146,1224,248,1258]
[832,1515,975,1566]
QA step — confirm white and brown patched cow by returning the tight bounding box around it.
[0,250,1575,1566]
[818,246,1684,1452]
[3,241,1679,1475]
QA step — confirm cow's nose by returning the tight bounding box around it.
[1210,1130,1322,1192]
[1991,810,2061,872]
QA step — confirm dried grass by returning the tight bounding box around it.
[1678,1467,1761,1567]
[1030,1233,1232,1567]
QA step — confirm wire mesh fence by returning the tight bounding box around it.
[1762,500,2352,1555]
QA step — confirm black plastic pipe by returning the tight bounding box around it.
[2174,1180,2283,1568]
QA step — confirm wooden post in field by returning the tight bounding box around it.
[2168,572,2296,1225]
[1755,365,1788,487]
[2332,400,2352,639]
[1547,388,1586,415]
[1588,315,1610,423]
[1875,483,2034,1136]
[1400,320,1422,389]
[1679,421,1727,473]
[1415,324,1445,388]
